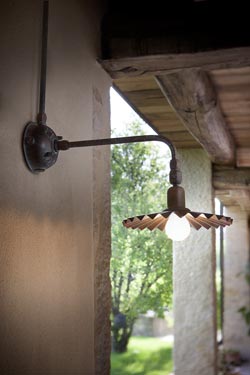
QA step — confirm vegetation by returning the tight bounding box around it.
[111,121,173,353]
[111,336,173,375]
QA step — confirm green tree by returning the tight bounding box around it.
[111,120,173,353]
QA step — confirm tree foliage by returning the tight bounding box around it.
[111,120,173,353]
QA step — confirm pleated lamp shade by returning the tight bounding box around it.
[123,209,233,231]
[123,185,233,239]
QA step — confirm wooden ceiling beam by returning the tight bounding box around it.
[215,189,250,211]
[213,165,250,190]
[229,190,250,211]
[100,47,250,79]
[236,148,250,167]
[214,165,250,211]
[155,69,235,165]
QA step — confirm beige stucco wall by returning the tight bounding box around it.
[224,206,250,360]
[173,149,217,375]
[0,1,111,374]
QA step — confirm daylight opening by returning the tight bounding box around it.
[110,87,174,375]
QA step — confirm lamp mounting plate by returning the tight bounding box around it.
[23,122,59,173]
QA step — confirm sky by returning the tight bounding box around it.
[110,87,169,159]
[110,87,156,135]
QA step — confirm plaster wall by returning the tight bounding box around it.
[0,0,111,374]
[173,149,216,375]
[224,207,250,360]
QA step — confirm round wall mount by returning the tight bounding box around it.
[23,122,59,173]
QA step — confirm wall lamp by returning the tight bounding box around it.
[22,0,233,241]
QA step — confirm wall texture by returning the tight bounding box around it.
[0,0,111,374]
[224,206,250,360]
[173,149,217,375]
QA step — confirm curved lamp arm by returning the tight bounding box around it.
[57,134,181,186]
[22,122,181,186]
[57,134,175,156]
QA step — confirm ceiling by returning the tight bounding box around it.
[100,1,250,210]
[114,76,197,149]
[113,67,250,153]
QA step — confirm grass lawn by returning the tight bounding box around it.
[111,336,173,375]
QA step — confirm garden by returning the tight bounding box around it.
[111,336,173,375]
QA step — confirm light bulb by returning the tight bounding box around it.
[165,212,190,241]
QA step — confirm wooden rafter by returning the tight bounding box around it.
[155,69,235,165]
[100,47,250,79]
[236,148,250,167]
[213,165,250,190]
[215,189,250,211]
[214,165,250,210]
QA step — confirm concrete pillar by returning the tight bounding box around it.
[173,149,217,375]
[224,206,250,360]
